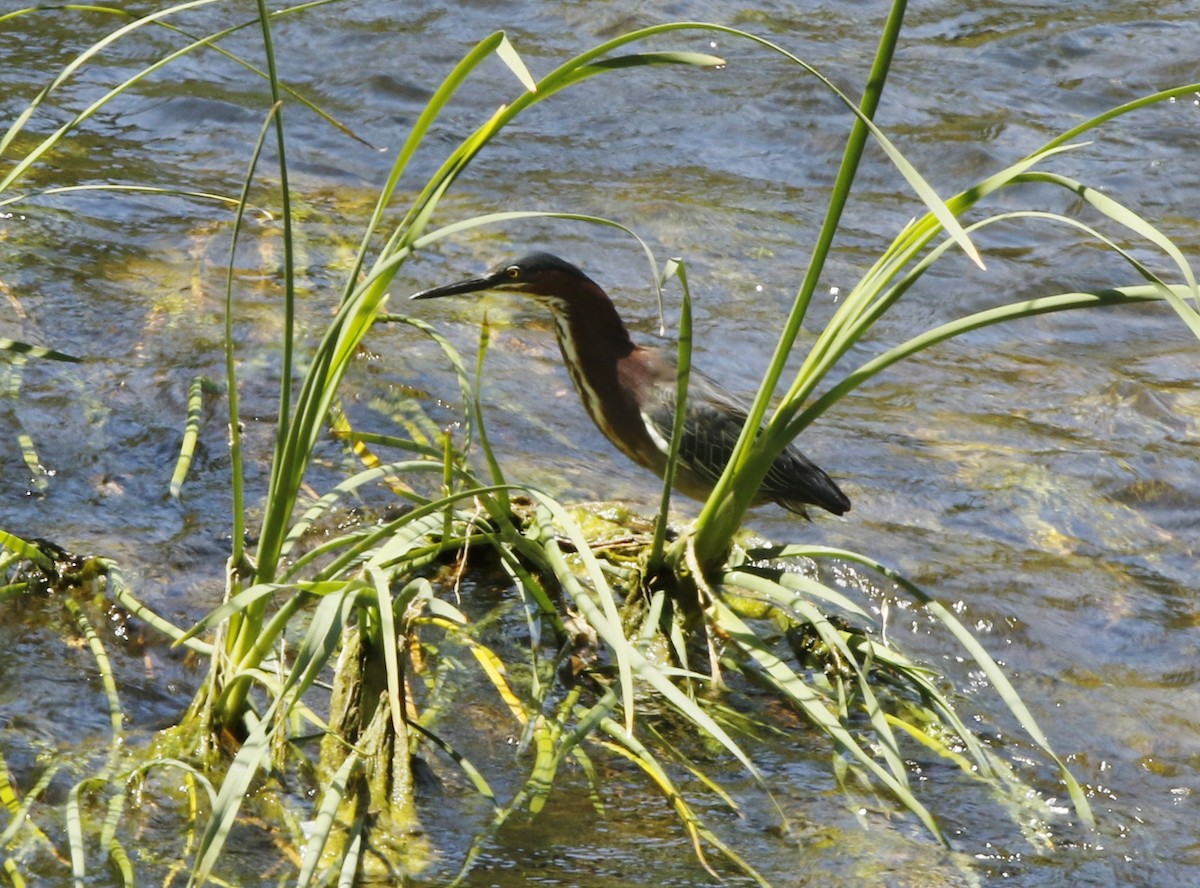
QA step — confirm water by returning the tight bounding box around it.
[1,1,1197,884]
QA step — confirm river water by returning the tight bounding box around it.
[1,1,1197,885]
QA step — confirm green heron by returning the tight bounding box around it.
[410,252,850,518]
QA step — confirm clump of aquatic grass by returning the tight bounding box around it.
[1,1,1197,885]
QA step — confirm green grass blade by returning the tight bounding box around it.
[187,717,271,887]
[169,376,215,499]
[0,0,223,192]
[0,530,55,572]
[1043,81,1200,152]
[494,34,538,92]
[103,559,212,654]
[223,102,282,569]
[0,338,79,362]
[297,749,359,887]
[649,258,691,570]
[796,284,1181,432]
[347,31,519,290]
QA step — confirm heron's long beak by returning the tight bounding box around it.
[409,273,500,301]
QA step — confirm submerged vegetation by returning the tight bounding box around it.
[1,1,1197,885]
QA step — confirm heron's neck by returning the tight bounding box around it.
[543,285,651,461]
[544,282,636,369]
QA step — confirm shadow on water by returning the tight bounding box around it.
[1,1,1198,884]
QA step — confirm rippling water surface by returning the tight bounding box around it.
[1,2,1197,884]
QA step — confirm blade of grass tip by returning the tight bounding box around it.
[0,759,60,848]
[0,0,217,156]
[597,716,769,886]
[871,125,983,270]
[170,375,212,499]
[921,597,1094,826]
[1041,81,1200,154]
[22,1,380,155]
[0,183,257,213]
[407,210,663,332]
[519,36,727,107]
[409,721,499,805]
[0,8,37,26]
[644,726,744,816]
[494,34,538,92]
[175,581,283,645]
[580,50,726,73]
[104,560,213,654]
[0,0,233,193]
[883,712,979,776]
[392,41,722,256]
[649,258,690,569]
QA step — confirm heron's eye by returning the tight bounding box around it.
[505,265,521,280]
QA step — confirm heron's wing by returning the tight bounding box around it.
[640,373,746,487]
[641,373,850,515]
